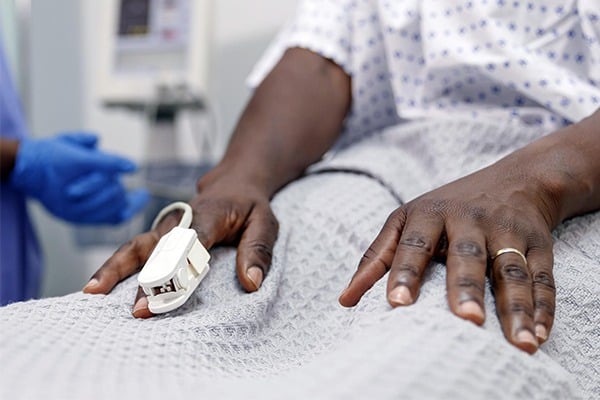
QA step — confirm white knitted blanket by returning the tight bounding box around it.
[1,119,598,400]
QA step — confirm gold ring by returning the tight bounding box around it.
[492,247,527,265]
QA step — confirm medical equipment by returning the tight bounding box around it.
[74,0,215,247]
[138,201,210,313]
[101,0,210,109]
[99,0,214,163]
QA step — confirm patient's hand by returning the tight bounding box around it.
[82,172,278,318]
[339,144,561,354]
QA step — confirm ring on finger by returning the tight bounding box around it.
[492,247,527,266]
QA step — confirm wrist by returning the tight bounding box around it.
[0,138,20,181]
[555,112,600,221]
[197,160,279,198]
[520,114,600,226]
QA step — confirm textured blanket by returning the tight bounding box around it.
[1,119,598,399]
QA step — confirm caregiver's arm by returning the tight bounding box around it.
[84,48,351,313]
[340,108,600,354]
[1,134,149,224]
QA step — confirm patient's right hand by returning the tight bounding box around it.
[82,169,279,318]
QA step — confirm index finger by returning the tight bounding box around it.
[339,208,407,307]
[83,230,161,294]
[83,208,183,294]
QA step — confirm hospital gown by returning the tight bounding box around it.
[0,1,599,399]
[250,0,600,138]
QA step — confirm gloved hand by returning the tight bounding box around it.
[9,132,150,224]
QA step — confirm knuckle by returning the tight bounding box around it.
[532,270,556,291]
[117,237,140,253]
[500,301,534,319]
[496,218,524,236]
[509,302,535,319]
[490,207,527,234]
[534,298,556,317]
[453,276,485,295]
[115,238,147,268]
[96,264,121,282]
[225,207,244,230]
[394,263,421,281]
[490,208,552,246]
[387,207,408,226]
[360,247,391,272]
[526,230,553,250]
[451,240,485,259]
[495,263,530,283]
[399,232,434,253]
[424,198,451,216]
[460,204,489,223]
[404,197,450,219]
[247,241,273,260]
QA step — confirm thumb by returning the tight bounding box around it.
[118,189,151,222]
[57,132,99,149]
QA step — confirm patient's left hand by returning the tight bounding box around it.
[338,143,561,354]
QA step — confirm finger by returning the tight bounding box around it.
[64,145,137,174]
[66,172,111,199]
[339,209,407,307]
[527,244,555,344]
[489,241,538,354]
[118,189,151,222]
[445,225,487,325]
[132,286,154,319]
[82,231,160,294]
[68,181,129,224]
[83,151,138,174]
[58,132,99,148]
[386,213,444,307]
[235,205,279,292]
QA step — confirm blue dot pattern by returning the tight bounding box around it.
[247,0,600,138]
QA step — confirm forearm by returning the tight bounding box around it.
[0,138,19,181]
[199,48,351,197]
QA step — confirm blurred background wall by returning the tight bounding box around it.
[2,0,298,298]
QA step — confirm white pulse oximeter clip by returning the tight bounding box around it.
[138,202,210,314]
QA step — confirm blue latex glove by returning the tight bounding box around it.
[9,132,150,224]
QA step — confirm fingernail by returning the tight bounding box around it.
[516,329,538,350]
[132,296,149,316]
[535,324,548,342]
[389,285,413,306]
[457,300,485,324]
[83,278,99,292]
[247,266,264,290]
